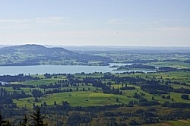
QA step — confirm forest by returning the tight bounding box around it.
[1,46,190,125]
[1,69,190,125]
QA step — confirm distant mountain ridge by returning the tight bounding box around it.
[0,44,110,66]
[0,44,72,55]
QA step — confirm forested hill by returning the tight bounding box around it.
[0,44,110,66]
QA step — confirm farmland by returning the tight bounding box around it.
[1,47,190,125]
[1,69,190,125]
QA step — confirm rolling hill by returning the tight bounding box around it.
[0,44,110,66]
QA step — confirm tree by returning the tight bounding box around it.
[116,97,119,102]
[19,114,28,126]
[54,101,57,106]
[0,111,11,126]
[66,113,81,126]
[31,107,47,126]
[181,94,189,100]
[152,96,154,100]
[4,121,12,126]
[0,111,6,126]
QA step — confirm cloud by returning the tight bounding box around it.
[0,17,69,31]
[108,19,130,25]
[0,19,32,31]
[1,27,190,46]
[0,17,68,24]
[156,26,190,37]
[0,19,30,23]
[35,17,69,26]
[0,17,190,46]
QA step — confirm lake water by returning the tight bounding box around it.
[0,64,155,75]
[0,65,116,75]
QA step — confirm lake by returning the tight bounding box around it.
[0,64,155,75]
[0,65,116,75]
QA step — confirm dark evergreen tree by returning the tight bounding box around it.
[19,114,28,126]
[181,94,189,100]
[31,107,47,126]
[0,111,11,126]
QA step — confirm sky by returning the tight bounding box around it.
[0,0,190,47]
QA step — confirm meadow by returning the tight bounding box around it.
[1,51,190,125]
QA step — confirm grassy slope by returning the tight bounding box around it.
[9,70,190,108]
[143,119,190,126]
[14,91,136,108]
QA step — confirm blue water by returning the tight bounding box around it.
[0,64,156,75]
[0,65,116,75]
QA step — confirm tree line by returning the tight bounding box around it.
[1,107,46,126]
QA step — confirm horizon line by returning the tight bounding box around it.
[0,44,190,48]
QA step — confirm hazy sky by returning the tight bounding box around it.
[0,0,190,47]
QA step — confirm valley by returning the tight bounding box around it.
[1,45,190,125]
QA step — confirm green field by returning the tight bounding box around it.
[14,91,136,108]
[2,50,190,126]
[144,119,190,126]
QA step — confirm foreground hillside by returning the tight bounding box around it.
[1,69,190,125]
[0,44,110,66]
